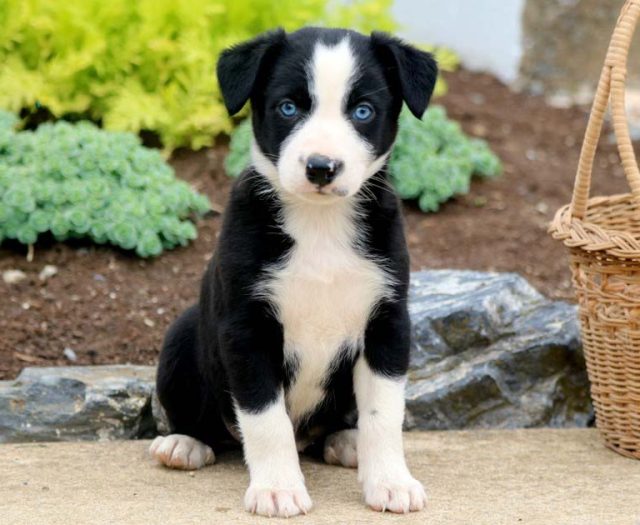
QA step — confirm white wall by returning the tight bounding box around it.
[392,0,525,84]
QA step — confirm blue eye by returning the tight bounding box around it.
[352,103,374,122]
[278,100,298,118]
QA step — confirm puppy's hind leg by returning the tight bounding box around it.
[149,434,215,470]
[323,429,358,468]
[152,304,220,470]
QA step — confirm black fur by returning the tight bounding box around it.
[371,32,438,119]
[157,27,436,452]
[217,28,286,116]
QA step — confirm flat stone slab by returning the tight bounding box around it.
[0,365,155,443]
[3,429,639,525]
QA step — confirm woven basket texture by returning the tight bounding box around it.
[549,0,640,459]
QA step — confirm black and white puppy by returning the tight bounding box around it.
[150,27,437,518]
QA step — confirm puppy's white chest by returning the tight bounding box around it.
[262,202,390,423]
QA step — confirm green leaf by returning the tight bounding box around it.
[28,209,51,232]
[224,119,253,178]
[109,221,138,250]
[136,231,163,258]
[51,213,71,237]
[66,207,91,233]
[4,186,36,213]
[17,224,37,245]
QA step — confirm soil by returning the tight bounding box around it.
[0,69,633,380]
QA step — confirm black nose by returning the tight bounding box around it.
[305,155,343,187]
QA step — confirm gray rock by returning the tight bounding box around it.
[0,271,591,442]
[405,270,591,430]
[2,269,27,285]
[62,347,78,362]
[38,264,58,282]
[0,365,156,443]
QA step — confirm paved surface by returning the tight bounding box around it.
[2,429,639,525]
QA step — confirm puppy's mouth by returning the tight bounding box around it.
[315,186,349,197]
[290,184,352,204]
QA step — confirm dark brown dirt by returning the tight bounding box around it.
[405,69,629,298]
[0,70,632,379]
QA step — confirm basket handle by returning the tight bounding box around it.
[571,0,640,220]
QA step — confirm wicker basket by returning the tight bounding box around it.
[549,0,640,460]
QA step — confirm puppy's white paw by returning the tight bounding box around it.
[244,484,313,518]
[363,475,426,513]
[324,429,358,468]
[149,434,215,470]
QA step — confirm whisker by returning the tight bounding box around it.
[358,184,378,203]
[362,178,396,199]
[367,180,395,195]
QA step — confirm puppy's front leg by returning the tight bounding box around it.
[354,358,426,513]
[354,300,426,513]
[236,390,312,517]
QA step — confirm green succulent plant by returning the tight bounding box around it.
[224,106,502,212]
[0,111,210,256]
[390,106,502,211]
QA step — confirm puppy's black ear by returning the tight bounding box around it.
[371,32,438,119]
[217,28,286,116]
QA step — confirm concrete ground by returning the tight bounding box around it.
[2,429,639,525]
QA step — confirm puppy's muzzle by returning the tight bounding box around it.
[305,154,343,187]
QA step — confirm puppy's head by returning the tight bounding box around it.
[217,28,437,202]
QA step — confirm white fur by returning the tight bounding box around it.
[149,434,215,470]
[354,357,427,513]
[252,139,279,181]
[257,196,392,424]
[235,391,312,518]
[324,428,358,468]
[272,37,386,200]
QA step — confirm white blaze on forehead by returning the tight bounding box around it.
[308,38,358,116]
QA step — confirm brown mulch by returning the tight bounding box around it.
[0,70,632,379]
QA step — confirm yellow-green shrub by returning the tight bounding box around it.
[0,0,395,151]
